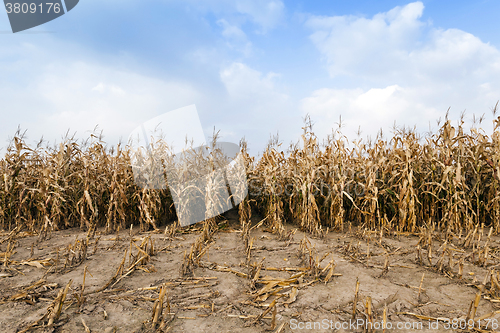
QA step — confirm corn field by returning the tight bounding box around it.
[1,110,500,238]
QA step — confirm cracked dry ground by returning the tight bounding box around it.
[2,212,500,333]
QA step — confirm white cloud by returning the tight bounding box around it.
[301,85,438,141]
[233,0,284,33]
[220,62,282,99]
[36,62,200,142]
[217,19,247,41]
[183,0,285,33]
[306,1,425,79]
[91,82,126,95]
[0,41,200,150]
[218,62,299,151]
[302,1,500,141]
[0,36,291,157]
[216,19,253,56]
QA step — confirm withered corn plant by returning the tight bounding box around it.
[0,130,176,236]
[287,118,324,236]
[254,144,286,237]
[2,105,500,238]
[243,106,500,236]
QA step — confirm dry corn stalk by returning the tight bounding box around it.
[352,278,360,320]
[2,110,500,242]
[47,279,73,327]
[152,284,168,328]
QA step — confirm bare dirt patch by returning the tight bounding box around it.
[2,212,500,333]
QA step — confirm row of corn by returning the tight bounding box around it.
[1,111,500,236]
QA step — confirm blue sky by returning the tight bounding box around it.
[1,1,500,155]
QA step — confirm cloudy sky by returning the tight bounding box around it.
[1,0,500,155]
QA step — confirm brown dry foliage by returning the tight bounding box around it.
[2,109,500,237]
